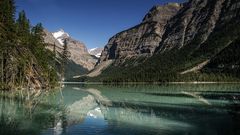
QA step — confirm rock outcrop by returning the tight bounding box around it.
[87,0,240,81]
[157,0,240,52]
[66,36,97,70]
[98,3,182,65]
[89,48,103,58]
[43,29,97,71]
[43,29,63,52]
[1,44,48,90]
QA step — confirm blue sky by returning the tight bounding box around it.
[15,0,185,49]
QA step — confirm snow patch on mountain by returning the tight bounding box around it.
[89,48,103,58]
[52,29,70,45]
[89,47,98,52]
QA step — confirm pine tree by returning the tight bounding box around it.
[0,0,16,42]
[0,22,3,42]
[61,39,70,81]
[0,0,59,90]
[30,23,46,59]
[31,23,44,46]
[16,10,30,45]
[0,0,16,87]
[53,42,56,57]
[62,39,69,59]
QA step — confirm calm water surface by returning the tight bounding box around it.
[0,84,240,135]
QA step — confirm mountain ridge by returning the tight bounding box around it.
[43,29,98,79]
[52,29,70,45]
[95,3,182,69]
[85,0,240,82]
[89,47,103,58]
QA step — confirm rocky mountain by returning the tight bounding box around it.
[52,29,70,45]
[43,29,63,52]
[43,29,97,79]
[89,48,103,58]
[86,0,240,82]
[89,3,182,77]
[98,3,182,66]
[157,0,232,52]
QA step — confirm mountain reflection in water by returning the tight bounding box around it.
[0,84,240,135]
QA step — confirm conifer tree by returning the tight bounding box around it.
[30,23,51,69]
[16,10,30,45]
[62,39,69,59]
[30,23,45,58]
[61,39,70,81]
[0,22,3,42]
[0,0,59,90]
[53,42,56,57]
[0,0,16,87]
[31,23,44,45]
[0,0,16,42]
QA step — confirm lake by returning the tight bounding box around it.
[0,84,240,135]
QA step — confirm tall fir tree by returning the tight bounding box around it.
[0,0,58,90]
[0,21,3,42]
[16,10,30,45]
[30,23,45,54]
[53,42,56,57]
[31,23,44,45]
[61,39,70,81]
[0,0,16,42]
[30,23,50,69]
[62,39,69,59]
[0,0,16,87]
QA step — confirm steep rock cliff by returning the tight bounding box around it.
[87,0,240,82]
[89,48,103,58]
[44,29,97,71]
[157,0,240,52]
[98,3,182,65]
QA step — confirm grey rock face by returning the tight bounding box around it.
[66,37,97,70]
[89,48,103,58]
[99,0,240,64]
[43,29,97,71]
[43,29,63,52]
[98,3,182,65]
[215,0,240,27]
[89,0,240,81]
[158,0,240,52]
[91,0,240,78]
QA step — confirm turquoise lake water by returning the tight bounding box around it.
[0,84,240,135]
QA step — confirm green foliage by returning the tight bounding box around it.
[0,0,16,42]
[61,39,71,80]
[0,0,58,90]
[30,23,47,67]
[86,21,240,83]
[202,37,240,78]
[16,10,30,45]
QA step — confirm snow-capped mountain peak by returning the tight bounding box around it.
[52,29,70,45]
[52,29,69,39]
[88,47,103,58]
[89,47,98,52]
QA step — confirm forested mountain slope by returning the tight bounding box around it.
[86,0,240,82]
[0,0,58,90]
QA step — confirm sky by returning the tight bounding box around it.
[15,0,185,49]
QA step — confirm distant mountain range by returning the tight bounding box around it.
[84,0,240,82]
[43,29,101,79]
[88,47,103,58]
[52,29,70,45]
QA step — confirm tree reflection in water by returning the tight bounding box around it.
[227,95,240,135]
[0,90,67,135]
[0,84,240,135]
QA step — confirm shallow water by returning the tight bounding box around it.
[0,84,240,135]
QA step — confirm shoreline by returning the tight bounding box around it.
[63,81,240,85]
